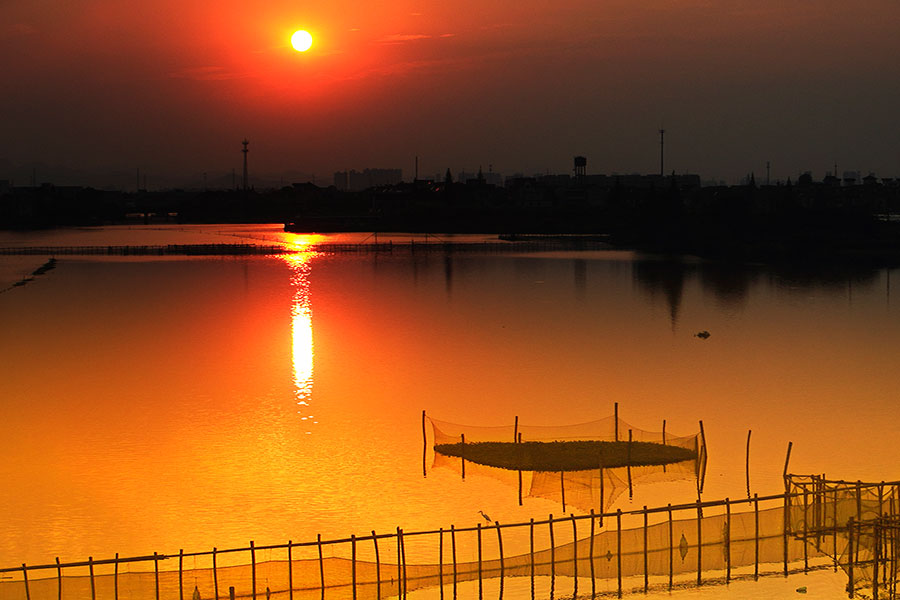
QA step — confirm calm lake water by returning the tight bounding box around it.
[1,224,899,599]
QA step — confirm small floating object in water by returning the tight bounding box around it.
[796,586,807,593]
[694,330,711,339]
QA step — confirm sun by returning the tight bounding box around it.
[291,30,313,52]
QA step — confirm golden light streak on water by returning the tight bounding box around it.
[283,251,318,433]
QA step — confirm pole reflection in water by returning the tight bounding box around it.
[283,251,318,432]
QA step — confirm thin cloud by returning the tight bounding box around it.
[377,33,432,43]
[169,66,248,81]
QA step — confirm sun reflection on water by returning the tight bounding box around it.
[282,251,319,432]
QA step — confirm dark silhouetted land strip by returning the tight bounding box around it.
[434,440,696,471]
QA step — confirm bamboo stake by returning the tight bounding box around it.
[371,530,380,600]
[783,492,789,577]
[725,499,731,584]
[288,542,294,600]
[395,528,402,598]
[662,419,667,473]
[154,553,160,600]
[451,525,457,594]
[803,489,809,572]
[627,429,633,499]
[746,430,752,498]
[317,534,325,600]
[754,495,760,580]
[848,517,855,598]
[614,402,619,441]
[56,557,61,600]
[514,416,518,443]
[461,434,466,480]
[696,501,703,587]
[643,507,649,593]
[518,433,523,506]
[89,557,96,600]
[401,529,407,599]
[589,510,596,599]
[179,550,184,600]
[529,519,535,600]
[668,505,673,591]
[251,541,257,600]
[477,524,483,600]
[833,490,839,573]
[438,528,443,596]
[699,420,707,493]
[213,548,219,600]
[783,441,793,486]
[571,513,578,596]
[561,471,567,512]
[422,410,427,478]
[351,535,357,600]
[496,521,505,577]
[616,509,623,599]
[599,465,605,526]
[22,565,30,600]
[114,553,119,600]
[549,514,555,577]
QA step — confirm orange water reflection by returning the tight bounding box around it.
[282,251,319,433]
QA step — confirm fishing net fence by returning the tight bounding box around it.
[425,411,707,513]
[5,484,888,600]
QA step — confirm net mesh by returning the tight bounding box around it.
[429,415,706,513]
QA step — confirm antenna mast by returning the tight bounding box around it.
[241,139,250,191]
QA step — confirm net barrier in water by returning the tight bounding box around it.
[426,409,707,513]
[8,481,897,600]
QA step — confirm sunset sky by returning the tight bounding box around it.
[2,0,899,188]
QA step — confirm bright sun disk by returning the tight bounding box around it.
[291,30,313,52]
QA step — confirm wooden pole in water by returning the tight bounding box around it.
[438,528,443,595]
[461,434,466,480]
[422,410,427,478]
[518,433,523,505]
[725,499,731,584]
[783,441,793,487]
[371,531,380,600]
[643,507,649,593]
[22,565,30,600]
[288,542,294,600]
[317,534,325,600]
[696,501,703,587]
[514,416,518,443]
[803,489,809,572]
[662,419,667,473]
[849,517,856,598]
[179,549,184,600]
[616,509,623,599]
[351,535,357,600]
[401,529,408,598]
[496,521,505,578]
[746,430,752,498]
[529,519,535,591]
[396,528,403,598]
[56,557,62,600]
[783,493,789,577]
[571,513,578,595]
[549,514,556,577]
[668,505,674,591]
[477,523,483,600]
[561,471,566,512]
[154,553,160,600]
[599,464,605,525]
[590,510,596,599]
[450,524,458,595]
[754,495,760,580]
[213,548,219,600]
[251,541,257,600]
[699,420,707,493]
[614,402,619,441]
[627,429,633,499]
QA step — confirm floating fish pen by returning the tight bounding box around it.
[4,478,898,600]
[424,406,708,513]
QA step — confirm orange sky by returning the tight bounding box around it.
[2,0,899,187]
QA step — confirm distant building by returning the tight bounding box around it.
[333,168,403,191]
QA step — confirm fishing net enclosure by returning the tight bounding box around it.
[427,414,707,513]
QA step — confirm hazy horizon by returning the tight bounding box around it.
[2,0,899,189]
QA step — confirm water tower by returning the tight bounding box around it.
[574,156,587,178]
